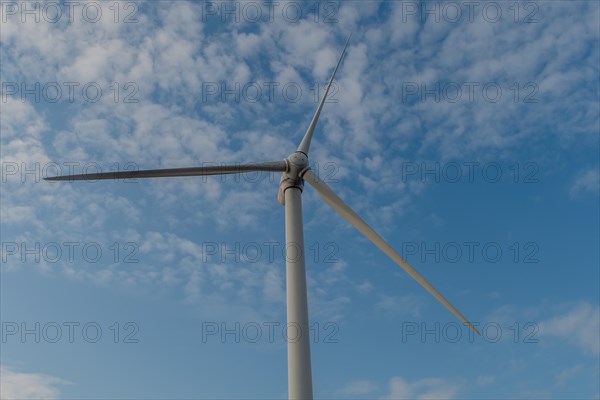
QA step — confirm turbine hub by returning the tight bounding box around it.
[286,151,309,180]
[277,152,309,205]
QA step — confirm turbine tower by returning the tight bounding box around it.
[46,34,480,400]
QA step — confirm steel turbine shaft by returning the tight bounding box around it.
[45,34,480,400]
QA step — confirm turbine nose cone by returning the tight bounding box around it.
[279,151,310,201]
[287,151,308,167]
[278,152,308,205]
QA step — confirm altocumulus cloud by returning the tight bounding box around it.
[569,168,600,199]
[0,366,67,400]
[539,302,600,356]
[380,376,461,400]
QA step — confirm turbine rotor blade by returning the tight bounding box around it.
[302,169,481,336]
[297,33,351,155]
[45,160,287,181]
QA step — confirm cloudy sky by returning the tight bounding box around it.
[1,1,599,398]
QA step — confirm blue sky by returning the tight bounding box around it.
[1,1,599,398]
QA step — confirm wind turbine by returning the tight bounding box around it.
[46,34,480,400]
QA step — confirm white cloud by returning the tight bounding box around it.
[376,293,422,318]
[381,376,461,400]
[0,366,67,400]
[539,302,600,356]
[475,375,496,386]
[0,3,598,399]
[356,280,374,294]
[1,0,598,332]
[338,379,378,396]
[555,364,583,388]
[569,169,599,198]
